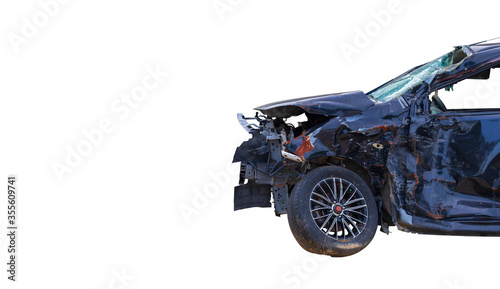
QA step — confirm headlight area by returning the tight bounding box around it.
[233,113,306,216]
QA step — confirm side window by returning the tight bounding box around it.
[429,67,500,113]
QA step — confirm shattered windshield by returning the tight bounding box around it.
[368,46,472,102]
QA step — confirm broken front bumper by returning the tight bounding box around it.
[233,114,304,215]
[234,162,292,215]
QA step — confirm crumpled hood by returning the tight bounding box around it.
[255,90,375,118]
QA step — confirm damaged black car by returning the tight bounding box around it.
[233,41,500,257]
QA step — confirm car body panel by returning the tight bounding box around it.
[396,109,500,235]
[255,91,375,118]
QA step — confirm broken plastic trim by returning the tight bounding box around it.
[237,113,259,132]
[281,150,304,163]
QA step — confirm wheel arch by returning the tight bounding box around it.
[307,156,379,198]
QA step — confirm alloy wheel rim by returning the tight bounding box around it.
[309,177,368,240]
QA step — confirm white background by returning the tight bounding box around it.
[1,1,500,288]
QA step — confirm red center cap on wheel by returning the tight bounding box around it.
[334,205,342,213]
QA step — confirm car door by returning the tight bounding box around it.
[406,106,500,234]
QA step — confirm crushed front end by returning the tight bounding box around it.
[232,91,378,216]
[233,113,306,215]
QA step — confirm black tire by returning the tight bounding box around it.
[287,166,378,257]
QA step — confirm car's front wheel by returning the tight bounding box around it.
[287,166,378,257]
